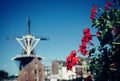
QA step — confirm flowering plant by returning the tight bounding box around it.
[89,0,120,81]
[66,1,120,81]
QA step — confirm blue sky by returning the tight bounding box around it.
[0,0,106,75]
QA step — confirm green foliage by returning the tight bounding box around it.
[0,70,8,80]
[89,1,120,81]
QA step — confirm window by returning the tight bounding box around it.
[34,69,37,74]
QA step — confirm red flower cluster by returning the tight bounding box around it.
[78,28,93,56]
[104,1,112,10]
[78,44,88,56]
[90,5,97,20]
[66,50,79,70]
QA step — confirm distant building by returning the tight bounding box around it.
[51,60,66,75]
[46,58,91,81]
[44,66,51,81]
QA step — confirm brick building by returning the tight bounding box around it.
[17,57,44,81]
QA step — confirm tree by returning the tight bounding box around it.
[0,70,8,80]
[89,0,120,81]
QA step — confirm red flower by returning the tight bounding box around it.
[90,13,95,20]
[81,50,89,56]
[66,50,76,63]
[90,5,97,20]
[104,1,112,10]
[96,31,101,37]
[86,33,92,41]
[78,44,89,56]
[78,44,86,52]
[91,5,97,13]
[70,50,76,57]
[70,57,79,65]
[81,35,92,45]
[113,27,117,35]
[78,28,93,56]
[83,28,92,36]
[85,32,90,36]
[73,57,79,63]
[66,64,72,70]
[81,36,89,44]
[66,56,72,70]
[66,56,72,63]
[83,28,92,40]
[110,63,115,67]
[66,50,78,70]
[83,28,90,35]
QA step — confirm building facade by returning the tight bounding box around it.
[17,57,44,81]
[45,59,89,81]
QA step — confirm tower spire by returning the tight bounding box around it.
[27,17,30,35]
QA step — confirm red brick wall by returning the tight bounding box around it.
[18,58,44,81]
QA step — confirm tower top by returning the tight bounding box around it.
[27,17,30,35]
[11,18,48,61]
